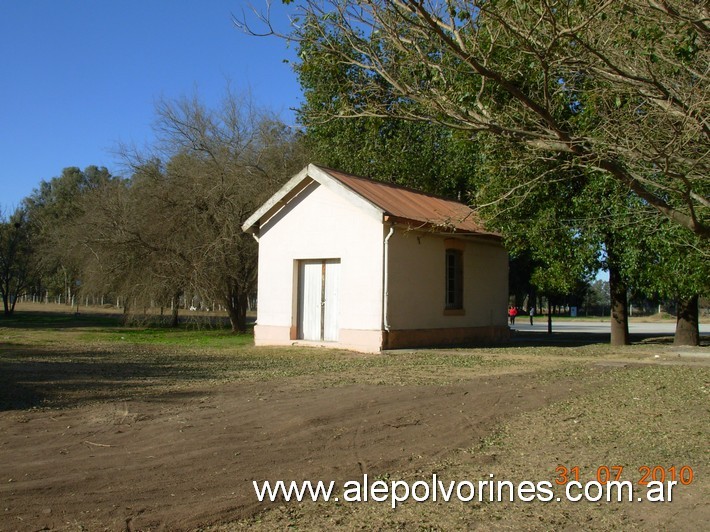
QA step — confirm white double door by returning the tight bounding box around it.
[298,259,340,341]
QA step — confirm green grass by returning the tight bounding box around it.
[81,327,255,348]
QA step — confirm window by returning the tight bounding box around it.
[445,249,463,310]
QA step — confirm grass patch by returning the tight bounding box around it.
[0,314,695,411]
[2,311,708,529]
[217,364,709,531]
[82,327,254,348]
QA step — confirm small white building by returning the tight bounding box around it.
[242,164,509,353]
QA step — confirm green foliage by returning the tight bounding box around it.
[287,0,709,239]
[296,24,479,198]
[0,208,37,315]
[472,136,600,298]
[23,166,119,301]
[623,220,710,301]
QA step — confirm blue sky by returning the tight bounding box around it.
[0,1,302,209]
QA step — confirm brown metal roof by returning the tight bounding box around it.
[320,166,499,237]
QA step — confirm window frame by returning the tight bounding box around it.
[444,247,464,312]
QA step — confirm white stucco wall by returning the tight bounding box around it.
[254,180,385,348]
[386,228,508,330]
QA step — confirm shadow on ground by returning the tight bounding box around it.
[507,330,709,348]
[0,343,227,411]
[0,310,250,330]
[0,311,122,329]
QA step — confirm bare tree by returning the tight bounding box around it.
[70,174,179,320]
[106,89,307,331]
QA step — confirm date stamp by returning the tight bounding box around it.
[551,465,694,502]
[555,465,694,486]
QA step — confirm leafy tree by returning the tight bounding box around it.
[24,166,116,306]
[250,0,709,239]
[296,31,481,197]
[0,208,36,316]
[474,140,602,335]
[623,220,709,345]
[574,174,709,345]
[302,116,480,198]
[292,7,618,340]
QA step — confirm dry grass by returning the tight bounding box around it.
[1,308,708,530]
[211,363,708,531]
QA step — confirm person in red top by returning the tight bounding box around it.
[508,306,518,325]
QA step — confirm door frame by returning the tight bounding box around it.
[296,258,341,341]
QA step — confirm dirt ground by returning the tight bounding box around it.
[2,369,579,531]
[1,309,708,531]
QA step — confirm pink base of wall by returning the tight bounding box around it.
[254,324,509,353]
[253,325,383,353]
[383,325,510,350]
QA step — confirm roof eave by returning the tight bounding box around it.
[242,164,386,234]
[384,215,502,241]
[241,166,312,233]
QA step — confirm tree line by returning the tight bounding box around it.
[1,91,307,331]
[2,1,708,346]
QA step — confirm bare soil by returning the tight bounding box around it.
[2,369,578,531]
[1,309,708,531]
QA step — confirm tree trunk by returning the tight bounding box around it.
[226,304,243,333]
[226,295,248,333]
[608,262,630,346]
[171,293,180,328]
[1,279,12,315]
[674,294,699,346]
[121,298,130,325]
[547,298,552,334]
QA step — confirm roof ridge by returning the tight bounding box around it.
[243,164,499,238]
[314,164,470,207]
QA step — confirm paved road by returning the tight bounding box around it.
[510,319,710,335]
